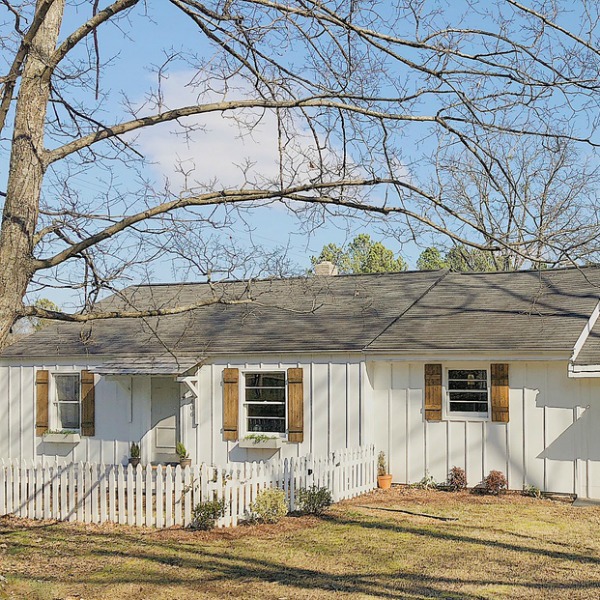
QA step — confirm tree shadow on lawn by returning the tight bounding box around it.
[320,512,600,567]
[6,517,600,599]
[356,504,590,551]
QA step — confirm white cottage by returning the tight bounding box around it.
[2,266,600,498]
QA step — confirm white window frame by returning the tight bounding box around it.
[241,370,287,438]
[50,372,82,432]
[443,364,490,421]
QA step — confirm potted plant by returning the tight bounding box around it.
[377,451,392,489]
[176,442,191,468]
[129,442,141,468]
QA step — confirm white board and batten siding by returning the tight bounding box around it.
[370,360,600,498]
[192,355,367,467]
[0,360,157,466]
[4,355,600,499]
[0,355,369,470]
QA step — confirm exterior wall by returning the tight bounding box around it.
[369,360,600,498]
[190,355,367,466]
[4,355,600,498]
[0,360,171,465]
[0,354,369,469]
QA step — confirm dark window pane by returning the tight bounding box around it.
[55,375,79,402]
[245,372,285,388]
[448,379,487,391]
[58,403,80,429]
[448,369,486,381]
[449,391,488,403]
[247,418,286,433]
[245,388,286,402]
[248,404,285,418]
[449,402,489,413]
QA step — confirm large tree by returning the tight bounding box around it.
[2,0,600,349]
[417,246,496,272]
[312,234,407,274]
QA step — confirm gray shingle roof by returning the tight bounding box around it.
[367,268,600,354]
[2,270,443,360]
[4,267,600,364]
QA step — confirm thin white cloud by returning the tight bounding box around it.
[136,72,287,192]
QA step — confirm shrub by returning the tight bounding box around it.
[447,466,467,491]
[484,470,507,494]
[297,485,333,515]
[191,498,226,530]
[250,488,288,523]
[414,472,437,490]
[523,484,542,499]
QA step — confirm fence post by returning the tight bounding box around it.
[165,465,173,528]
[174,465,182,526]
[145,464,153,528]
[108,465,116,523]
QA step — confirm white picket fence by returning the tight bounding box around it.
[0,445,376,528]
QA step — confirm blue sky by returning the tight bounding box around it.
[3,1,598,309]
[39,1,423,310]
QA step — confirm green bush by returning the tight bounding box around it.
[414,472,437,490]
[191,498,226,530]
[250,488,288,523]
[523,484,542,499]
[297,485,333,515]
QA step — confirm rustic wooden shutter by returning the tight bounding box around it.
[287,368,304,443]
[424,364,443,421]
[35,369,49,436]
[223,368,239,441]
[81,370,96,436]
[491,363,509,423]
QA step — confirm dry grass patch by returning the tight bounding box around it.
[1,487,600,599]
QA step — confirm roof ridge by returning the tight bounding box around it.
[115,269,447,293]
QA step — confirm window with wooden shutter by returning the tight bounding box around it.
[81,370,96,436]
[287,368,304,443]
[491,363,509,423]
[424,364,443,421]
[223,368,239,441]
[35,370,49,436]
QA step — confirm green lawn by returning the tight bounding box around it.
[1,487,600,599]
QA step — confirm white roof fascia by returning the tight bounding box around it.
[568,363,600,378]
[362,351,570,362]
[571,299,600,363]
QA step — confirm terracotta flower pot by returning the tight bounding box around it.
[180,458,192,469]
[378,474,393,490]
[128,457,141,468]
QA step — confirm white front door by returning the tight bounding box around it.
[151,378,180,464]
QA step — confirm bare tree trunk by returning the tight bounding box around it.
[0,0,64,349]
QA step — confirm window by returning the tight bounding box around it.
[53,374,81,430]
[447,369,489,416]
[244,372,286,434]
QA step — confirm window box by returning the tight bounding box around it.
[239,437,282,449]
[42,432,81,444]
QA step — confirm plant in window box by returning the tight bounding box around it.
[42,429,81,443]
[239,433,282,449]
[129,442,141,468]
[176,442,191,468]
[377,451,392,490]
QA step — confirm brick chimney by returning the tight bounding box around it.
[314,261,339,276]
